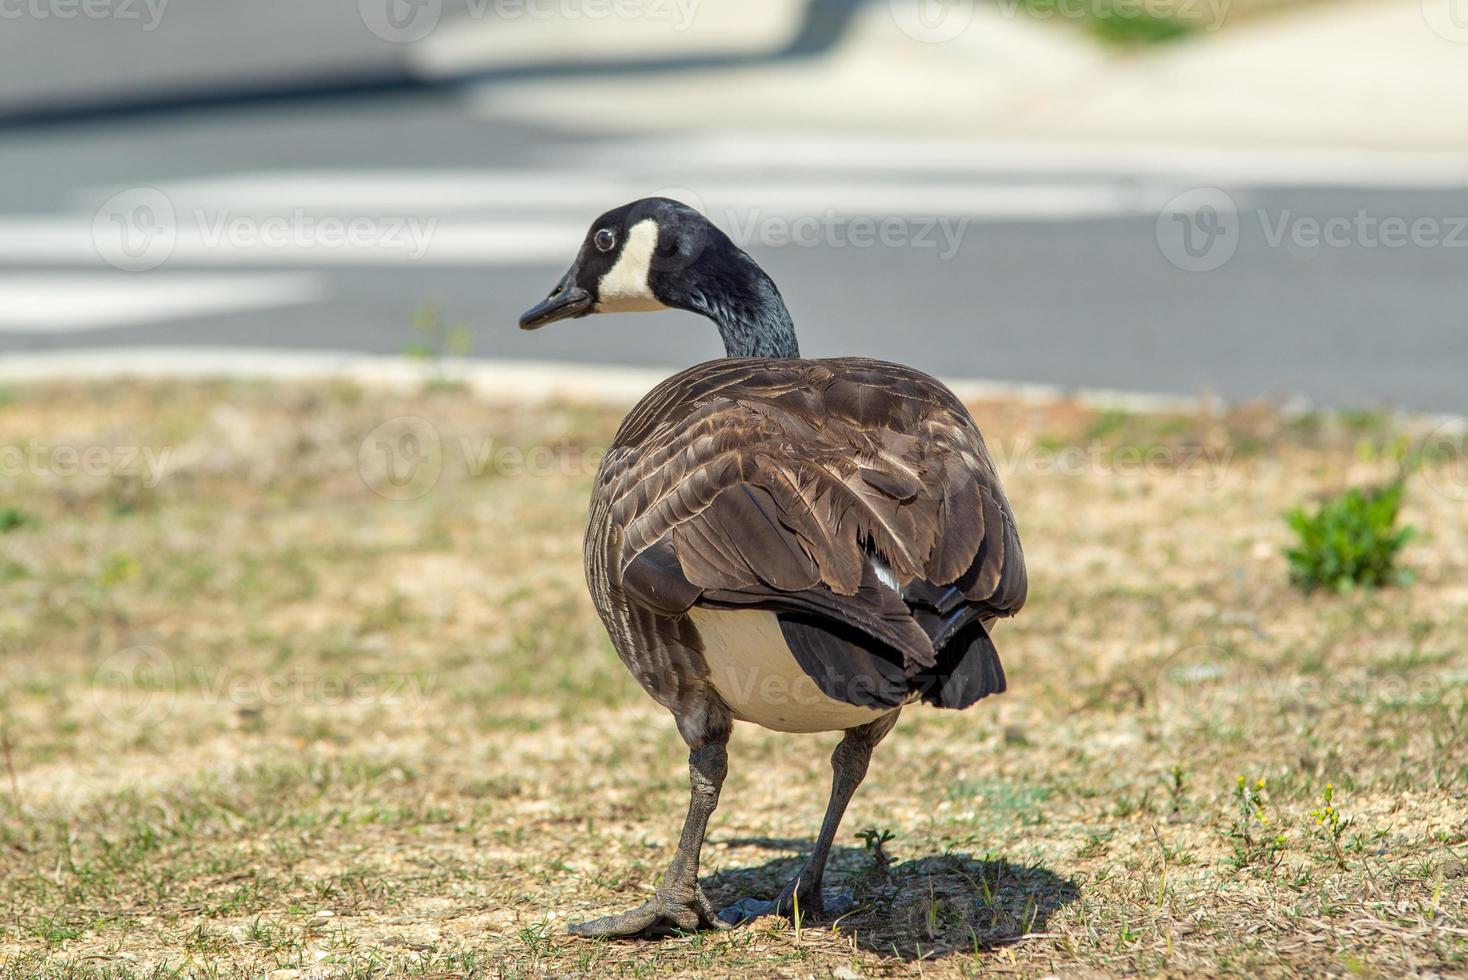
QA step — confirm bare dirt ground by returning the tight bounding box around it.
[0,378,1463,978]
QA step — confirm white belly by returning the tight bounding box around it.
[687,608,895,733]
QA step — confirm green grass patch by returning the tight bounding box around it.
[1286,480,1414,592]
[0,380,1463,976]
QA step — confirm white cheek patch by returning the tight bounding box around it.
[596,218,668,313]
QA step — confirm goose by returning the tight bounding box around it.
[519,197,1026,937]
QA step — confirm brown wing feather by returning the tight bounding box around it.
[588,357,1026,705]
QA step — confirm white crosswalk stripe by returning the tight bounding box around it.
[80,170,1175,219]
[0,144,1194,332]
[0,274,328,332]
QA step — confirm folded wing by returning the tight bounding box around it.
[596,357,1026,712]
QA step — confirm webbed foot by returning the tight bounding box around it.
[569,882,730,937]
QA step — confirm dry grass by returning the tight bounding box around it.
[0,378,1463,978]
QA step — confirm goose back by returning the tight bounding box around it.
[585,356,1026,727]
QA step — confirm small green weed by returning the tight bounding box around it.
[1012,0,1197,44]
[856,827,896,871]
[1285,480,1413,592]
[404,301,473,391]
[1308,782,1353,869]
[1226,775,1287,872]
[1087,3,1196,44]
[0,506,32,533]
[1164,765,1187,816]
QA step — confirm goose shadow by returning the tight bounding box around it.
[702,838,1078,961]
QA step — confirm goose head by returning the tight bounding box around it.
[519,197,799,359]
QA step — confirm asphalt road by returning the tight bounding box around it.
[1,73,1465,412]
[0,0,443,119]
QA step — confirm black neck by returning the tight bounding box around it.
[680,251,800,359]
[713,301,800,359]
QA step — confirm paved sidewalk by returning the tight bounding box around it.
[421,0,1468,161]
[9,0,1465,163]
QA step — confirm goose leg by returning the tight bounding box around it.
[721,710,900,925]
[569,739,732,937]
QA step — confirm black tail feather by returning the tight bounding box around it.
[777,610,1005,712]
[914,618,1006,709]
[777,613,911,709]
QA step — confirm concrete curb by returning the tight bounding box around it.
[0,346,1210,415]
[4,348,1462,436]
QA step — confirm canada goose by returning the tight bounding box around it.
[520,197,1026,936]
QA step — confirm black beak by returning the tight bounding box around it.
[519,267,592,330]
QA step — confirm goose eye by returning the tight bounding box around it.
[594,229,616,252]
